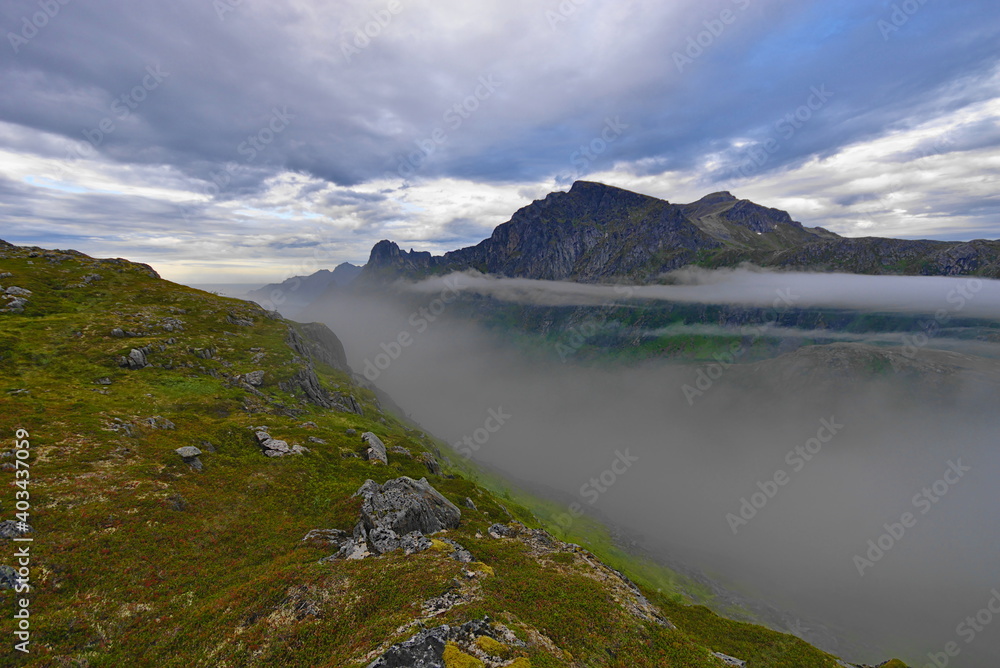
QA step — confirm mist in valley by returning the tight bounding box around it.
[298,270,1000,667]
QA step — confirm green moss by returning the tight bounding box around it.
[443,642,485,668]
[473,635,510,658]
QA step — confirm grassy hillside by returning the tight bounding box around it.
[0,242,902,667]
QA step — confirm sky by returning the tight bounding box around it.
[0,0,998,283]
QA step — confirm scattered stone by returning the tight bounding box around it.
[307,436,327,444]
[191,347,214,360]
[0,520,32,539]
[166,494,188,511]
[175,446,203,471]
[0,565,19,590]
[146,416,175,430]
[254,430,304,458]
[200,440,217,453]
[110,419,135,438]
[361,432,388,464]
[389,446,412,457]
[0,272,11,279]
[2,296,27,313]
[439,538,474,563]
[121,348,148,369]
[463,498,477,510]
[488,523,514,538]
[301,529,349,547]
[5,286,31,296]
[713,652,748,667]
[300,421,318,429]
[94,377,112,385]
[244,370,265,386]
[417,452,441,475]
[345,428,357,436]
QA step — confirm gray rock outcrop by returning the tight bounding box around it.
[121,348,148,369]
[361,432,388,464]
[358,476,461,537]
[333,477,462,560]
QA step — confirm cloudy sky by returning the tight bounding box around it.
[1,0,998,283]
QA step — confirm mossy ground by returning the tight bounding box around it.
[0,246,901,666]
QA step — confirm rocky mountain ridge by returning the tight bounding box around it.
[359,181,1000,283]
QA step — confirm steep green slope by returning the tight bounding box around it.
[0,241,903,667]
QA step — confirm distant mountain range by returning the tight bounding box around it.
[359,181,1000,282]
[248,262,361,317]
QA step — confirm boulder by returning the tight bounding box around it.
[175,446,203,471]
[245,370,265,386]
[122,348,148,369]
[361,432,388,464]
[356,477,461,537]
[5,286,31,296]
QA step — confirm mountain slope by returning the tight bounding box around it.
[248,263,362,318]
[358,181,999,283]
[0,240,907,667]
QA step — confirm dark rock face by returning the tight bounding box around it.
[286,323,349,373]
[358,181,1000,283]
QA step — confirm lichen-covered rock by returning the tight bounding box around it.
[245,370,265,386]
[0,565,20,590]
[0,520,32,539]
[366,625,450,668]
[356,476,461,537]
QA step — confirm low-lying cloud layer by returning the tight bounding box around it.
[303,271,1000,666]
[402,268,1000,320]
